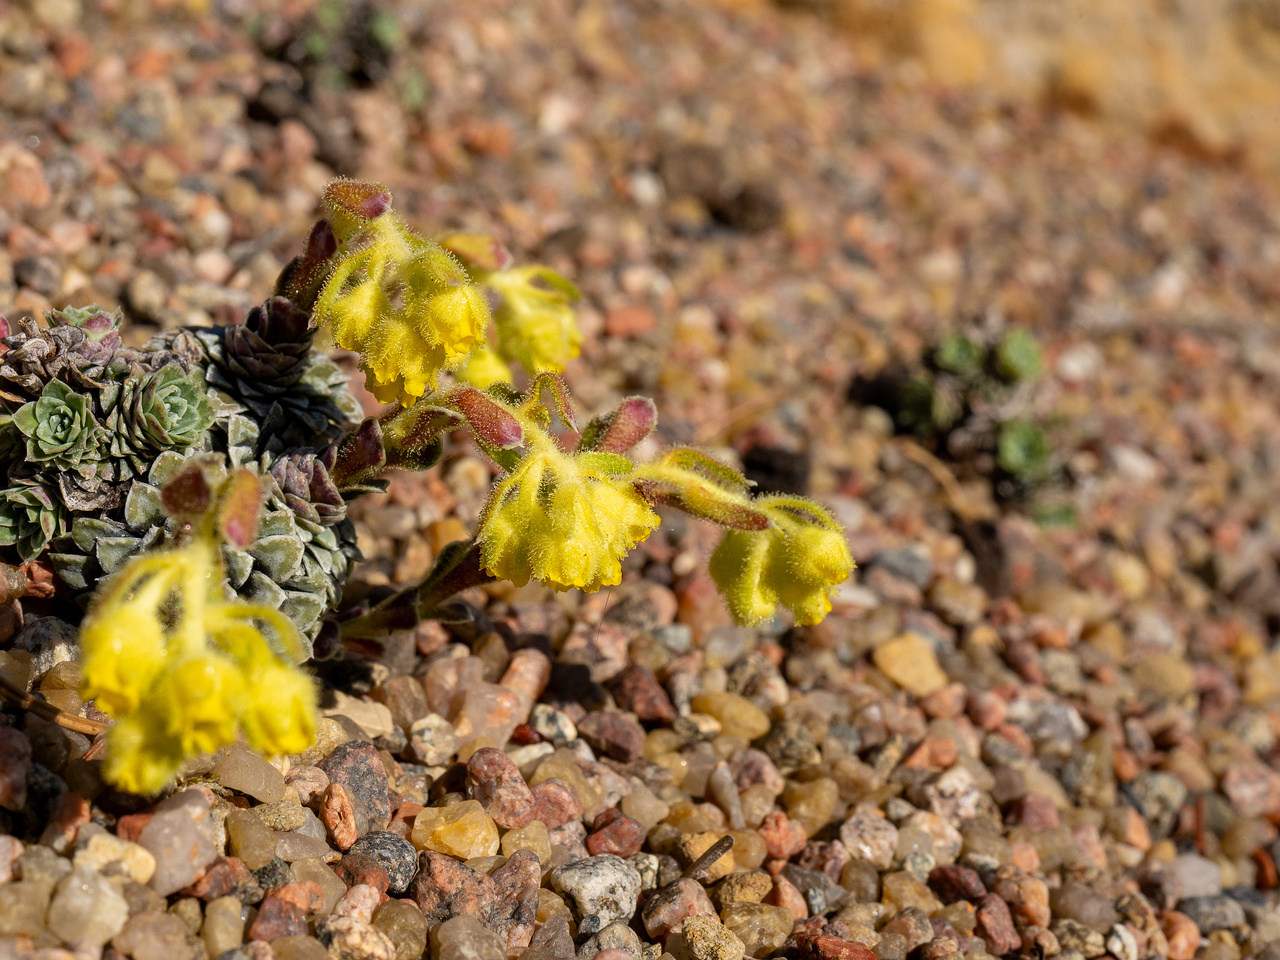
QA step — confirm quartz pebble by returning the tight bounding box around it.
[46,864,130,946]
[214,743,288,802]
[412,800,500,859]
[138,790,219,897]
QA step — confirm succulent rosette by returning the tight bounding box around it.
[12,379,106,472]
[107,363,213,473]
[0,478,66,561]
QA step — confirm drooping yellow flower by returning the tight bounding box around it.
[79,470,318,795]
[457,343,515,389]
[485,265,582,375]
[312,187,490,405]
[709,496,853,626]
[477,441,659,593]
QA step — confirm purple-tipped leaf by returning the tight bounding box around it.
[160,461,214,520]
[326,419,388,489]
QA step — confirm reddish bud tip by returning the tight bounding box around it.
[217,469,264,549]
[305,218,339,262]
[160,463,214,520]
[586,396,656,453]
[453,387,524,449]
[323,179,393,222]
[0,315,10,340]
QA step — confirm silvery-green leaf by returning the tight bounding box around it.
[137,525,166,551]
[243,570,287,608]
[250,535,304,579]
[148,450,189,485]
[72,518,128,553]
[222,545,254,587]
[49,553,92,590]
[96,536,141,573]
[280,591,324,631]
[124,482,165,532]
[257,511,296,538]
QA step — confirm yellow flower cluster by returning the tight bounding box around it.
[478,440,660,593]
[483,265,582,381]
[708,496,854,625]
[80,536,316,795]
[312,186,490,406]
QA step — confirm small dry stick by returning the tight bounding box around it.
[0,675,108,736]
[681,834,735,883]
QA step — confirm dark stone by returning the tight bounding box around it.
[1177,895,1246,933]
[408,850,497,925]
[318,740,391,823]
[347,831,418,894]
[869,549,934,590]
[252,857,295,891]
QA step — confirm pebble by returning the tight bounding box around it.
[1177,895,1246,933]
[669,915,745,960]
[319,741,392,824]
[549,854,642,930]
[347,832,418,895]
[138,790,219,897]
[720,902,794,958]
[975,894,1021,955]
[642,878,717,937]
[588,809,648,857]
[46,864,130,946]
[213,744,288,803]
[467,747,536,828]
[0,727,32,812]
[372,898,428,960]
[315,914,398,960]
[872,634,948,696]
[839,811,898,869]
[577,711,646,762]
[73,830,157,884]
[409,850,497,924]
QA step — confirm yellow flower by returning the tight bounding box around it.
[709,496,853,626]
[457,343,515,389]
[214,611,316,756]
[485,265,582,375]
[79,470,319,794]
[79,599,167,717]
[151,654,245,756]
[313,209,490,405]
[100,712,187,797]
[478,445,659,592]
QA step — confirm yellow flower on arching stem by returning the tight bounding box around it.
[79,577,170,716]
[485,265,582,375]
[477,442,659,593]
[79,467,319,795]
[457,343,515,389]
[709,496,854,626]
[312,186,490,405]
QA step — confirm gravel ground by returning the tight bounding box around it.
[5,1,1280,959]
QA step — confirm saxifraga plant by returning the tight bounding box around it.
[0,179,853,792]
